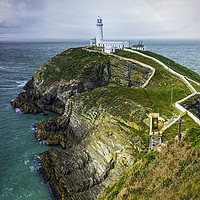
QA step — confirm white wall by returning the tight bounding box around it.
[96,24,103,46]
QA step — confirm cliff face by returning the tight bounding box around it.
[38,86,151,199]
[11,47,153,199]
[181,94,200,118]
[11,47,151,115]
[11,79,65,115]
[11,46,200,200]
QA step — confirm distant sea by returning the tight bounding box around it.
[0,39,199,200]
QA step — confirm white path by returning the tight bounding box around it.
[124,48,200,126]
[124,48,197,93]
[86,47,200,126]
[185,77,200,86]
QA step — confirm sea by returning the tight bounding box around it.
[0,39,200,200]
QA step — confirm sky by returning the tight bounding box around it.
[0,0,200,39]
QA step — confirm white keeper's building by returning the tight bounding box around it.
[90,16,130,53]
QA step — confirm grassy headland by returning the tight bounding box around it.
[30,47,200,200]
[98,127,200,200]
[114,49,191,117]
[34,48,110,92]
[134,50,200,82]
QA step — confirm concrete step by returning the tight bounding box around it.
[150,136,162,150]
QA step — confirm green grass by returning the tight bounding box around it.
[188,80,200,92]
[98,151,157,200]
[75,85,187,119]
[33,46,200,200]
[115,50,190,91]
[115,50,167,72]
[183,127,200,148]
[34,48,110,91]
[133,50,200,82]
[163,114,199,142]
[114,50,191,117]
[98,133,200,200]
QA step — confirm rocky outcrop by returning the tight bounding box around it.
[37,86,151,199]
[11,47,153,200]
[11,47,151,115]
[182,95,200,118]
[11,79,65,115]
[98,128,200,200]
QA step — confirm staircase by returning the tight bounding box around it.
[149,136,162,150]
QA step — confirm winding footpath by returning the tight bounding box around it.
[85,47,200,127]
[125,48,200,126]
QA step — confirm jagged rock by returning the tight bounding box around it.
[11,47,153,200]
[37,86,151,199]
[11,48,151,115]
[182,95,200,118]
[11,79,65,115]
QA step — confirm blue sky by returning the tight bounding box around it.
[0,0,200,39]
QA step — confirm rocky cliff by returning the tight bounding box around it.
[98,127,200,200]
[11,47,200,200]
[11,47,153,199]
[11,48,151,115]
[37,86,153,199]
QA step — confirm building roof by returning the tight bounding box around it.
[132,44,144,47]
[101,41,128,44]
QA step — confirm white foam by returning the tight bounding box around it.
[25,160,30,165]
[16,80,27,88]
[38,140,46,145]
[15,108,22,113]
[29,166,35,173]
[31,127,35,131]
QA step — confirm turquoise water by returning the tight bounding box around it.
[0,40,88,200]
[0,39,199,200]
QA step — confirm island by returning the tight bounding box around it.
[11,46,200,200]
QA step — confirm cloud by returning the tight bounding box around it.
[0,0,199,39]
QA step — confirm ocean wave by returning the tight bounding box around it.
[0,87,16,90]
[29,166,35,173]
[15,108,22,113]
[31,127,36,131]
[34,155,42,170]
[25,159,30,165]
[38,140,46,145]
[16,80,27,88]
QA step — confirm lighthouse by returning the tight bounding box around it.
[89,16,130,53]
[96,16,103,46]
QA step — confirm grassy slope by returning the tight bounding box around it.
[73,85,186,160]
[33,47,200,199]
[74,86,151,155]
[132,50,200,82]
[163,114,200,142]
[187,80,200,92]
[98,127,200,200]
[114,50,191,117]
[70,48,196,148]
[96,50,200,199]
[34,48,110,91]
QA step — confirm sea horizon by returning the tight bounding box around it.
[0,38,199,75]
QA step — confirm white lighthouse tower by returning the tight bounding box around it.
[96,16,103,46]
[89,16,130,53]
